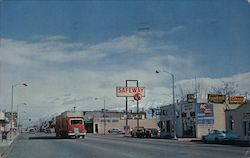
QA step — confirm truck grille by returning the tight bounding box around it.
[74,127,80,134]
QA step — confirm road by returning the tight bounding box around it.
[4,133,249,158]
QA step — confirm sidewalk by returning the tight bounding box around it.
[0,133,19,158]
[124,134,202,142]
[177,137,202,142]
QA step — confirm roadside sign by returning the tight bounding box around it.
[228,96,246,104]
[196,103,214,124]
[121,113,145,120]
[208,94,226,104]
[187,94,196,103]
[134,93,142,101]
[116,87,145,97]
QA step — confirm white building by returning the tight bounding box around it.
[159,104,176,137]
[84,110,158,134]
[159,101,227,139]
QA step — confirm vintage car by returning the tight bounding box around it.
[202,130,239,143]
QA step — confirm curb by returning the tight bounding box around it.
[0,134,19,158]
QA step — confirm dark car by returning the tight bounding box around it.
[130,127,145,138]
[108,128,123,134]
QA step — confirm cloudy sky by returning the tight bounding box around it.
[0,0,250,123]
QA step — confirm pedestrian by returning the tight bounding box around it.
[2,131,8,142]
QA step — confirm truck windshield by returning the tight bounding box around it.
[71,120,82,125]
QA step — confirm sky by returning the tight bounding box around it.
[0,0,250,124]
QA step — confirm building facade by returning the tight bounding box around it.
[159,101,227,138]
[83,110,158,134]
[225,100,250,140]
[158,105,175,137]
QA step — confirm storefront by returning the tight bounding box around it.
[159,105,174,137]
[181,103,196,137]
[225,100,250,140]
[179,101,225,138]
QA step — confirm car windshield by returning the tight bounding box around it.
[111,129,119,131]
[1,1,249,158]
[71,120,82,125]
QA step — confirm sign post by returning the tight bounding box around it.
[116,80,145,133]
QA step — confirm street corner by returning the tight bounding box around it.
[0,134,20,158]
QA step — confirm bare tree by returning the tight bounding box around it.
[176,86,192,102]
[209,81,239,96]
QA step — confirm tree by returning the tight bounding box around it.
[209,81,239,96]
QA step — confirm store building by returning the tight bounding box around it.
[225,100,250,140]
[158,104,176,137]
[0,111,8,132]
[180,102,227,138]
[180,102,196,137]
[4,112,18,132]
[83,110,158,134]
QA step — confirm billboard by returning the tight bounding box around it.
[208,94,226,104]
[187,94,196,103]
[116,87,145,97]
[228,96,246,104]
[121,113,145,120]
[196,103,214,124]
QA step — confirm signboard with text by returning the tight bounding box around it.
[116,87,145,97]
[121,113,145,120]
[187,94,196,103]
[228,96,246,104]
[196,103,214,124]
[208,94,226,104]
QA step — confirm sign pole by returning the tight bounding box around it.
[125,81,128,134]
[117,80,144,133]
[136,81,139,128]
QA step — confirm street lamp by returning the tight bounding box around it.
[17,103,27,129]
[156,70,177,139]
[95,98,106,135]
[11,83,28,135]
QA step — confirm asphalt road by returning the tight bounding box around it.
[4,133,250,158]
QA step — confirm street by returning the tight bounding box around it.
[4,133,249,158]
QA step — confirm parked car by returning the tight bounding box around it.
[130,127,145,138]
[147,128,160,136]
[108,128,123,134]
[144,128,153,138]
[202,130,239,143]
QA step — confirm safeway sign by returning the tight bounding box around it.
[116,87,145,97]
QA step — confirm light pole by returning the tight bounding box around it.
[156,70,177,139]
[17,103,27,130]
[95,98,106,135]
[11,83,28,135]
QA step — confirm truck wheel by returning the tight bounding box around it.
[81,135,85,139]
